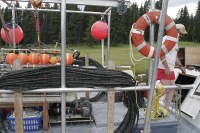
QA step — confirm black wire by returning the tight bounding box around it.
[0,58,139,132]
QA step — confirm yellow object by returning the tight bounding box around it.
[144,84,168,120]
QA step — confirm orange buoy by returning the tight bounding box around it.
[49,57,58,64]
[6,53,18,64]
[66,53,73,65]
[132,10,178,58]
[17,53,28,64]
[91,21,108,40]
[28,53,39,64]
[29,0,42,8]
[53,49,58,56]
[40,54,50,65]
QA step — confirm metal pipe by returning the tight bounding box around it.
[144,0,170,132]
[3,0,130,7]
[0,9,12,47]
[104,7,112,14]
[148,0,155,86]
[101,39,105,66]
[0,84,195,93]
[107,10,111,65]
[12,2,16,48]
[14,8,108,15]
[61,0,66,132]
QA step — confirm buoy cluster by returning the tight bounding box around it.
[5,52,73,65]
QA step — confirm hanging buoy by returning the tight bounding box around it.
[29,0,42,8]
[28,53,39,65]
[40,54,50,65]
[1,23,24,45]
[6,53,18,64]
[66,53,73,65]
[52,49,58,56]
[131,10,178,58]
[18,53,28,64]
[91,21,108,40]
[49,57,58,64]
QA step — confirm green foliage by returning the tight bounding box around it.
[1,0,200,46]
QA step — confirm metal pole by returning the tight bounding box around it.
[14,8,107,15]
[107,10,111,65]
[0,84,195,93]
[148,0,155,85]
[144,0,169,133]
[12,2,16,48]
[0,9,12,47]
[61,0,66,132]
[101,39,105,66]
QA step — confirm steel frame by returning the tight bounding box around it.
[0,0,195,133]
[1,0,130,7]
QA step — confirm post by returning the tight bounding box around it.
[13,59,23,133]
[0,9,12,47]
[43,102,49,131]
[85,53,89,99]
[148,0,155,86]
[107,60,115,133]
[144,1,170,132]
[12,2,16,48]
[101,39,105,66]
[61,0,67,132]
[107,10,111,66]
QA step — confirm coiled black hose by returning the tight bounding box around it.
[73,57,106,102]
[0,59,139,133]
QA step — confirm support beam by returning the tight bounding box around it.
[14,8,108,15]
[1,0,130,7]
[12,59,23,133]
[107,60,116,133]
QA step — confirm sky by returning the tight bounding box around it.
[132,0,199,18]
[0,0,199,18]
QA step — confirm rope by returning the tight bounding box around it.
[175,84,182,128]
[34,11,41,52]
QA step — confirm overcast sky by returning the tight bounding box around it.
[133,0,199,18]
[0,0,199,18]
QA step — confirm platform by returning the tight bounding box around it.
[5,102,199,133]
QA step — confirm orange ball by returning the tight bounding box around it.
[40,54,50,65]
[66,53,73,65]
[17,53,28,64]
[49,57,58,64]
[52,49,58,56]
[6,53,18,64]
[28,53,39,65]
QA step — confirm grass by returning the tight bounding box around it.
[65,42,200,81]
[1,41,200,81]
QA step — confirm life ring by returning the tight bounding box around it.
[131,10,178,58]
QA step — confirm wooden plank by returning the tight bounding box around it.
[107,60,116,133]
[43,102,49,131]
[12,59,24,133]
[185,47,200,66]
[14,91,23,133]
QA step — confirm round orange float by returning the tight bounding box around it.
[40,54,50,65]
[6,53,18,64]
[28,53,39,64]
[52,49,58,56]
[66,53,73,65]
[17,53,28,64]
[49,57,58,64]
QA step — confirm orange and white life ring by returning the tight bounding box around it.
[131,10,178,58]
